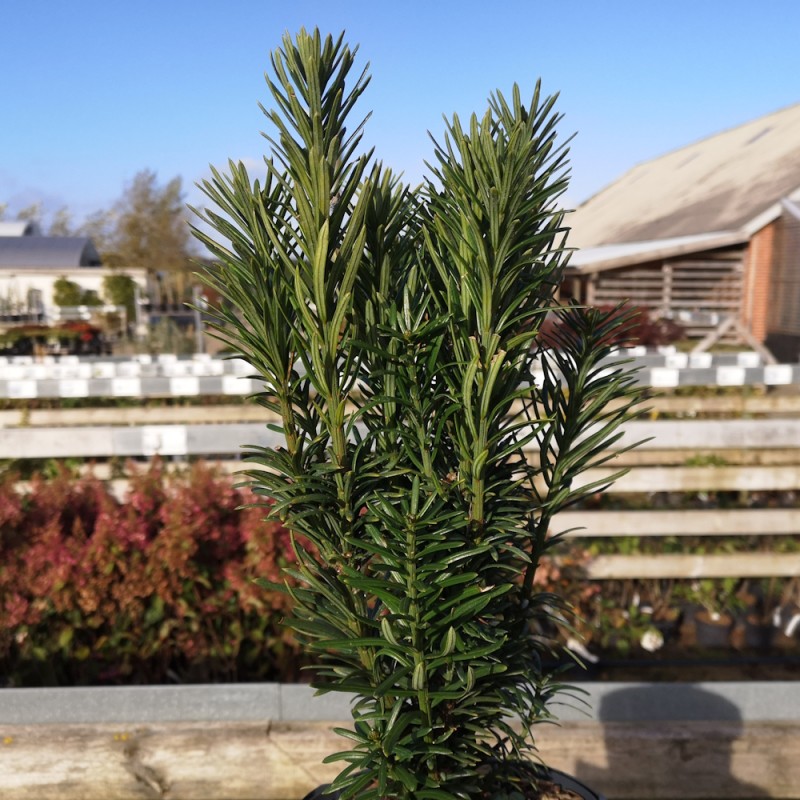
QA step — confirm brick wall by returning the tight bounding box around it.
[741,221,777,342]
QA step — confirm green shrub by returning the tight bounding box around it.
[194,28,642,799]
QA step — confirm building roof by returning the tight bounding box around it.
[0,237,102,269]
[0,220,41,237]
[567,231,748,274]
[568,102,800,248]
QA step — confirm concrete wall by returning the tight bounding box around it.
[1,681,797,726]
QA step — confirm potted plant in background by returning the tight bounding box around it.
[685,578,742,649]
[193,28,642,800]
[737,578,778,651]
[775,577,800,645]
[738,576,800,650]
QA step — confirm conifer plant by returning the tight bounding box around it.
[194,28,641,800]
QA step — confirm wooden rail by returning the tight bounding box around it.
[3,418,800,459]
[14,460,800,505]
[3,408,798,587]
[560,476,800,580]
[2,391,800,429]
[559,507,800,579]
[586,552,800,580]
[559,508,800,537]
[1,719,798,800]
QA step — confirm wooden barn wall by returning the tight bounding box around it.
[588,250,745,337]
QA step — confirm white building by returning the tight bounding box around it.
[0,228,147,323]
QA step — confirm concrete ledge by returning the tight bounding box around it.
[1,681,797,725]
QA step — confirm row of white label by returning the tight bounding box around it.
[2,365,798,398]
[625,350,764,369]
[0,359,251,380]
[0,350,768,379]
[648,364,795,387]
[3,376,255,399]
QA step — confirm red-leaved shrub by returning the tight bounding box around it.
[0,461,309,686]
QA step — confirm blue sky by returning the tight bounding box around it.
[2,0,799,228]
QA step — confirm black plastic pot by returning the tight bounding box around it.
[693,609,734,648]
[544,767,606,799]
[302,767,605,800]
[743,615,775,650]
[653,610,682,643]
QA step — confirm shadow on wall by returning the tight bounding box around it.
[574,685,767,799]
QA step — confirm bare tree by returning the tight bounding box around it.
[111,171,193,307]
[81,170,195,308]
[48,207,74,236]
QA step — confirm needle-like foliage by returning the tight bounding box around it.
[192,28,643,800]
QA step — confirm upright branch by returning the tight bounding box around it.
[422,82,571,532]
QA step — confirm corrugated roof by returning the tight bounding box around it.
[0,237,102,268]
[567,231,748,273]
[569,102,800,248]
